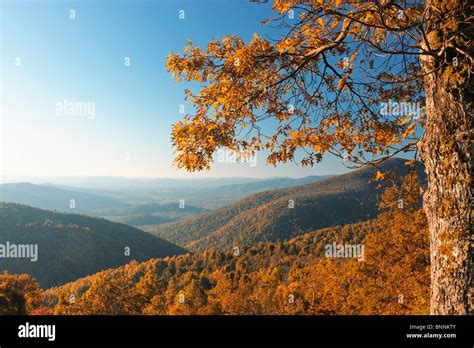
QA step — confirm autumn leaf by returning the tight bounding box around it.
[400,117,411,125]
[375,170,385,181]
[337,76,348,91]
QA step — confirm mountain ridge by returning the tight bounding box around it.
[147,158,424,250]
[0,203,187,287]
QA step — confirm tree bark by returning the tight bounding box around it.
[418,31,473,313]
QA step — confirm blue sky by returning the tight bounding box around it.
[1,0,355,179]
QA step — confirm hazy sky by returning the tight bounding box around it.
[1,0,354,179]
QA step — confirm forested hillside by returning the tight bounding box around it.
[148,158,424,251]
[0,203,187,288]
[24,173,428,315]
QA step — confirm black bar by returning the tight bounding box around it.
[0,315,472,346]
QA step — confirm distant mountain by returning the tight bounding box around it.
[17,176,266,191]
[0,183,127,214]
[0,183,207,227]
[180,175,331,208]
[148,158,424,250]
[0,203,187,287]
[18,175,332,209]
[214,175,331,195]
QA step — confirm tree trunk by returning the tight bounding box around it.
[418,30,473,313]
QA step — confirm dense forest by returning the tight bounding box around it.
[148,158,424,251]
[1,174,430,315]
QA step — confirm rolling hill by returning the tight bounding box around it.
[41,186,430,315]
[0,182,127,214]
[44,219,376,313]
[147,158,424,251]
[179,175,332,208]
[0,183,207,227]
[0,203,187,287]
[38,175,331,209]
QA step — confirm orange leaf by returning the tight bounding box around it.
[400,117,411,125]
[375,170,385,181]
[337,76,348,91]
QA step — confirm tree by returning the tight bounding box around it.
[0,288,27,315]
[78,269,144,315]
[349,173,430,314]
[292,174,429,314]
[0,272,43,314]
[167,0,472,314]
[138,271,167,315]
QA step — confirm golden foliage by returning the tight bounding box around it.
[31,175,430,315]
[163,0,449,171]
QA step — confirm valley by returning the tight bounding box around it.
[0,158,430,314]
